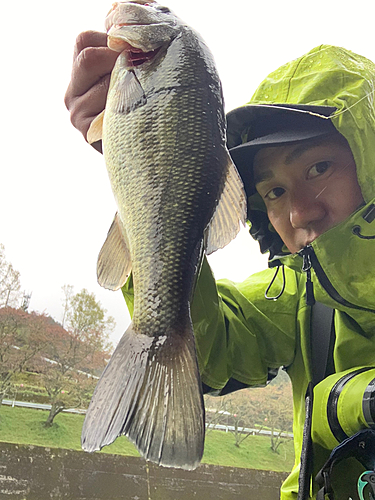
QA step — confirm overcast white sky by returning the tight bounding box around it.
[2,0,375,345]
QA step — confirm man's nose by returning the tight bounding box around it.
[289,188,327,229]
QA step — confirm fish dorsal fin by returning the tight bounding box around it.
[204,153,247,255]
[114,70,147,114]
[97,213,132,290]
[87,110,105,144]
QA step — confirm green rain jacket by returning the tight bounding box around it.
[123,45,375,499]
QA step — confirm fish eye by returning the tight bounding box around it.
[157,5,171,12]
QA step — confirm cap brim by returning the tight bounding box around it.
[227,104,338,196]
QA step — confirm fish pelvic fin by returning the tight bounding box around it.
[87,110,105,144]
[204,152,247,254]
[97,213,132,290]
[81,319,205,470]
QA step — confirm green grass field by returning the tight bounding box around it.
[0,405,295,472]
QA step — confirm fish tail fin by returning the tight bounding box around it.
[81,320,205,470]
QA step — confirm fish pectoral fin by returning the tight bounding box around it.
[87,110,105,144]
[97,213,132,290]
[81,320,205,470]
[204,152,247,254]
[114,70,147,114]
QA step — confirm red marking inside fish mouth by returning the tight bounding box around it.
[126,46,160,66]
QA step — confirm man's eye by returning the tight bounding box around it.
[266,187,285,200]
[307,161,331,179]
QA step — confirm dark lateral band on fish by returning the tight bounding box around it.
[83,0,246,470]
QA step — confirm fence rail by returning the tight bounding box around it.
[2,400,293,437]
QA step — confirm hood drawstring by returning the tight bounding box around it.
[265,264,286,301]
[352,225,375,239]
[352,203,375,239]
[266,247,316,305]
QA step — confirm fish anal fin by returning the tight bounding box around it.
[114,70,147,114]
[87,110,105,144]
[204,153,247,255]
[97,213,132,291]
[81,319,205,470]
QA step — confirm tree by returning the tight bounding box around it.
[264,406,291,454]
[40,287,114,426]
[204,395,264,447]
[230,412,254,448]
[0,244,23,308]
[0,308,50,405]
[205,397,228,435]
[41,356,101,427]
[204,371,294,451]
[233,378,293,453]
[65,288,114,353]
[259,386,294,453]
[61,284,73,329]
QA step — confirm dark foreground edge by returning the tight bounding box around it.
[0,441,288,500]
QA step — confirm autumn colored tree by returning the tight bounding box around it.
[39,287,114,426]
[0,308,51,404]
[64,288,114,352]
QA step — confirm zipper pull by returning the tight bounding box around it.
[301,248,315,306]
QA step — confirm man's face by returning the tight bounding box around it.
[253,134,364,254]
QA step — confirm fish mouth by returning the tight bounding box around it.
[107,23,161,65]
[125,45,160,66]
[107,30,160,66]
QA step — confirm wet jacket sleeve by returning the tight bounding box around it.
[122,257,299,392]
[190,257,299,391]
[312,367,375,450]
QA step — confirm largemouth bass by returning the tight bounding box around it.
[82,0,246,470]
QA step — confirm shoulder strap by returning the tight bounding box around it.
[311,302,335,386]
[297,302,335,500]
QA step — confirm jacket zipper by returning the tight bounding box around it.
[299,245,375,313]
[301,248,315,306]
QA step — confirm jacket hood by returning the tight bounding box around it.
[227,44,375,260]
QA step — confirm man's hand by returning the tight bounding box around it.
[64,31,119,146]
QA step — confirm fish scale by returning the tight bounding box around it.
[82,0,246,470]
[107,92,221,328]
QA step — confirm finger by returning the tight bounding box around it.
[73,30,108,60]
[65,45,119,104]
[69,74,111,140]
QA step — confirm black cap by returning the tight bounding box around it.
[227,104,338,196]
